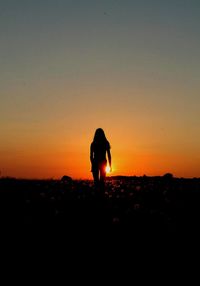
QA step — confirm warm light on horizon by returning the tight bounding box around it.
[105,165,111,174]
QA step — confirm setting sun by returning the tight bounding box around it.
[105,165,111,174]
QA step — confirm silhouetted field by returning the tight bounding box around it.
[1,175,200,242]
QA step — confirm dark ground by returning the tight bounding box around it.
[1,175,200,269]
[1,175,200,236]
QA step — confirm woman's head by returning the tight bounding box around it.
[93,128,107,143]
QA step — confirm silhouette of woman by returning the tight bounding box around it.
[90,128,112,188]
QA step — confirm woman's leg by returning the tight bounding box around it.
[92,163,99,187]
[99,161,106,188]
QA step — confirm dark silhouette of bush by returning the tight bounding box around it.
[61,175,73,183]
[163,173,173,180]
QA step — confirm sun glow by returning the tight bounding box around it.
[105,165,111,174]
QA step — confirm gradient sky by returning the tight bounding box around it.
[1,0,200,179]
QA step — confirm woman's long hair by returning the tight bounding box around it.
[93,128,110,146]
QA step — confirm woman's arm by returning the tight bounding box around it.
[90,143,93,164]
[107,148,112,168]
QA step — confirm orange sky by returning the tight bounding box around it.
[1,119,200,179]
[1,1,200,179]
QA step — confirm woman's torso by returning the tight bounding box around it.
[91,141,109,162]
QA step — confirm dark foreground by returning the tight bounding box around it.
[1,175,200,238]
[1,176,199,280]
[1,176,200,269]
